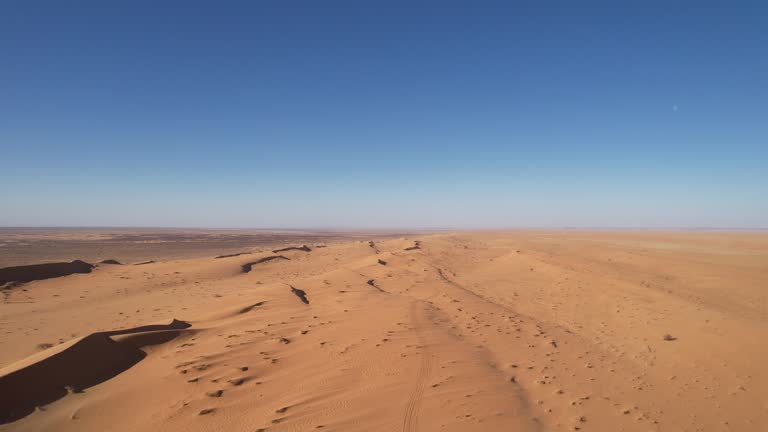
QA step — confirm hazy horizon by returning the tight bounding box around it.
[3,1,766,228]
[1,225,766,231]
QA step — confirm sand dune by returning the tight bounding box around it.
[0,232,766,431]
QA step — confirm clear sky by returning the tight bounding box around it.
[2,1,766,228]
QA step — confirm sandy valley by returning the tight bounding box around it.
[1,230,766,431]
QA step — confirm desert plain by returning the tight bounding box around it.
[0,229,766,431]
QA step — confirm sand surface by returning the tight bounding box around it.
[1,231,767,431]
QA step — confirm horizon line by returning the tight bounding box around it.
[1,226,766,232]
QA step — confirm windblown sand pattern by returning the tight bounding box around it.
[1,231,767,431]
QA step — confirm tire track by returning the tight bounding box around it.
[402,302,434,432]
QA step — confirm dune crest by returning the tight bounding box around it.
[272,245,312,253]
[0,260,94,285]
[240,255,289,273]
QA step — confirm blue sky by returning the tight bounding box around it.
[2,1,766,228]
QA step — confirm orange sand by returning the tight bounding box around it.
[1,231,767,431]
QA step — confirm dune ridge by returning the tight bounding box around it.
[0,260,94,285]
[240,255,290,273]
[272,245,312,253]
[214,252,251,259]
